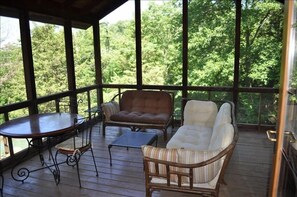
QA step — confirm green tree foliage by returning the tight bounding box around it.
[73,28,96,88]
[241,0,283,87]
[188,0,236,87]
[101,21,136,85]
[0,0,284,125]
[239,0,283,124]
[141,1,182,85]
[0,44,25,106]
[0,42,27,122]
[31,24,68,97]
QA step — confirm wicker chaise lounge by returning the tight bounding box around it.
[142,100,238,196]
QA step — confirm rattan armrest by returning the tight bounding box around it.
[143,137,238,190]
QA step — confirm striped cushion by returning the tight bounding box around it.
[101,101,120,121]
[177,149,222,183]
[142,145,178,181]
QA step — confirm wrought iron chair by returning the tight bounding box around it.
[55,115,98,187]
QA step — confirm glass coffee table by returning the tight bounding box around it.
[108,132,158,166]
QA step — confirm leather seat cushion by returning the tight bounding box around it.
[110,111,170,124]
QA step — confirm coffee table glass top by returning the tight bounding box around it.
[109,132,158,148]
[108,132,158,166]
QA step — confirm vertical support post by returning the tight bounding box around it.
[87,90,91,118]
[55,99,61,113]
[3,113,10,156]
[19,11,38,115]
[64,20,77,114]
[135,0,142,90]
[233,0,241,116]
[257,93,262,132]
[182,0,188,99]
[93,22,103,105]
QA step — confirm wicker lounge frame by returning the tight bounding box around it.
[142,101,239,197]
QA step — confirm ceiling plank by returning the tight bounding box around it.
[0,0,127,27]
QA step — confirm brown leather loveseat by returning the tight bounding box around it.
[101,90,174,141]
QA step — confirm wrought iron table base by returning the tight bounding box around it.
[11,137,61,185]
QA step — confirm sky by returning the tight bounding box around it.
[101,1,136,24]
[0,17,20,46]
[100,0,164,24]
[0,0,165,46]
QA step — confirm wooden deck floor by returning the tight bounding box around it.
[2,124,274,197]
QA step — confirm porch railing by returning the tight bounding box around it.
[0,84,278,170]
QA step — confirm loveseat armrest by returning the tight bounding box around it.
[142,138,238,197]
[101,101,120,121]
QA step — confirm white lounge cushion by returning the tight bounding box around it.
[208,123,234,151]
[183,100,218,128]
[213,102,231,131]
[166,125,212,150]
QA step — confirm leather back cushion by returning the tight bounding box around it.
[120,90,173,115]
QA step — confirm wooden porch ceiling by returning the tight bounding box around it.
[0,0,128,28]
[0,0,285,29]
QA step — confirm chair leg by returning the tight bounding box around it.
[102,124,106,136]
[90,148,99,176]
[74,155,82,187]
[146,188,152,197]
[163,129,167,142]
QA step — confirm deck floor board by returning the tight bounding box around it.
[2,124,273,197]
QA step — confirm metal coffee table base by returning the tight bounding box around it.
[108,132,158,166]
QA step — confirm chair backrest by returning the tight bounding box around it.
[73,114,95,150]
[119,90,173,115]
[57,97,83,113]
